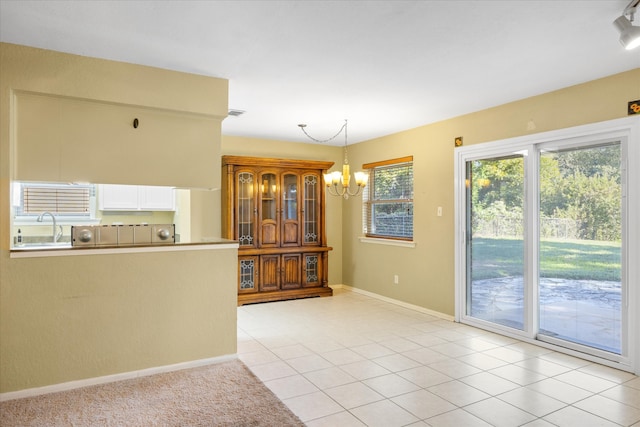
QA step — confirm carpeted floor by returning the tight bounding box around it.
[0,359,305,426]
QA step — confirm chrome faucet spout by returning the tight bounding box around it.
[37,211,60,243]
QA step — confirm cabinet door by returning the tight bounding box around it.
[302,253,322,287]
[281,254,302,290]
[302,172,321,246]
[238,256,259,294]
[281,172,300,247]
[258,172,279,247]
[99,184,139,210]
[235,170,258,248]
[260,255,280,291]
[139,186,175,211]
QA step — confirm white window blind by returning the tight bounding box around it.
[363,156,414,240]
[18,183,92,216]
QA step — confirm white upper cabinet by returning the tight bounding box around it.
[99,184,175,211]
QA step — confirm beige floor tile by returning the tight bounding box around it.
[270,343,314,360]
[464,397,537,427]
[339,360,392,380]
[372,353,422,372]
[397,365,453,388]
[456,337,502,352]
[351,342,396,359]
[456,352,509,370]
[286,353,333,373]
[264,374,319,400]
[489,364,547,386]
[392,389,457,419]
[428,380,490,407]
[379,337,423,353]
[428,358,482,379]
[526,377,593,404]
[363,374,421,398]
[578,363,638,383]
[573,394,640,426]
[283,391,344,423]
[305,410,367,427]
[324,382,385,409]
[497,387,566,417]
[514,357,573,376]
[543,406,619,427]
[321,348,367,365]
[554,370,618,393]
[458,372,520,396]
[483,346,532,363]
[425,408,492,426]
[350,399,419,427]
[600,384,640,409]
[402,347,450,365]
[303,366,357,390]
[248,360,297,382]
[430,342,476,358]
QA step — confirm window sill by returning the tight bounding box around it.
[13,218,101,226]
[359,237,416,248]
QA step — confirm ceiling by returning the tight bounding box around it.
[1,1,638,145]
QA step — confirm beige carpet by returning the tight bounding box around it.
[0,359,305,426]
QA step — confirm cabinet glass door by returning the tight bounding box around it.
[282,173,300,246]
[303,173,320,245]
[236,171,256,248]
[259,172,278,247]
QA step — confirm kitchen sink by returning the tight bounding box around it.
[16,242,73,250]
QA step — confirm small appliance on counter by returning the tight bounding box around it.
[71,224,175,247]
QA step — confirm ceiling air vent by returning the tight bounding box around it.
[228,109,245,117]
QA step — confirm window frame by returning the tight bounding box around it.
[362,156,414,242]
[13,182,97,224]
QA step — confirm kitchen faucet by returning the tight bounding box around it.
[37,211,63,243]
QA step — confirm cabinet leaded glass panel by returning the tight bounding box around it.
[304,174,318,243]
[239,258,256,290]
[237,172,254,247]
[306,254,318,283]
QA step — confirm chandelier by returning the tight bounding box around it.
[298,119,368,199]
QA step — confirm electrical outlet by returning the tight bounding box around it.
[394,275,399,285]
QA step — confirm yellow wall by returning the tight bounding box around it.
[0,44,236,394]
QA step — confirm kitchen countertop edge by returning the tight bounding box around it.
[10,240,239,258]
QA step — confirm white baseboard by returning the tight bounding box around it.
[330,284,454,322]
[0,353,238,402]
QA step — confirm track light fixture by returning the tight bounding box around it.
[614,0,640,50]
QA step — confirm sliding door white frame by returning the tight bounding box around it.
[454,116,639,374]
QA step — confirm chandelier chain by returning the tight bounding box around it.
[299,120,348,144]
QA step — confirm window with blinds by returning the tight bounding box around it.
[17,183,93,216]
[363,156,413,240]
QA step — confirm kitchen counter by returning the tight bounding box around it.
[10,238,238,258]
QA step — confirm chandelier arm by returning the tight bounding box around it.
[346,185,364,197]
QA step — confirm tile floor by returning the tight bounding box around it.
[237,288,640,427]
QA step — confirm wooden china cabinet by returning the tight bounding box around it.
[222,156,334,305]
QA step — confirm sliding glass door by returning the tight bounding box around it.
[465,155,525,330]
[456,124,631,366]
[538,143,622,354]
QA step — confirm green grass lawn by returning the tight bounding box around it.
[471,237,621,281]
